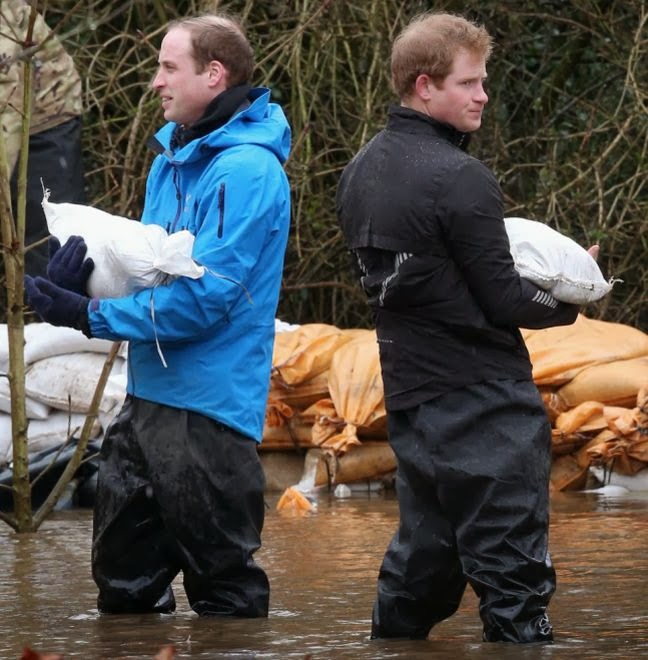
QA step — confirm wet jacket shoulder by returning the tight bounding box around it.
[88,88,292,441]
[338,105,577,330]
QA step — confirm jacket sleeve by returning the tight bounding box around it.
[440,160,579,330]
[88,147,288,342]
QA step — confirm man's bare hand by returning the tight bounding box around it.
[587,245,600,261]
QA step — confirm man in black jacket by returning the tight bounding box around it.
[337,11,597,644]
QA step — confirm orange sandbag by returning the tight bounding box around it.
[585,432,647,475]
[268,371,330,411]
[550,454,589,491]
[557,357,648,408]
[310,333,386,454]
[583,389,648,474]
[555,401,604,435]
[276,486,314,515]
[261,412,314,450]
[272,324,358,386]
[306,441,396,487]
[273,323,338,364]
[581,405,631,432]
[523,314,648,386]
[550,402,633,457]
[265,399,294,427]
[328,333,385,427]
[538,386,568,422]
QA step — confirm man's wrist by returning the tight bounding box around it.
[77,299,92,338]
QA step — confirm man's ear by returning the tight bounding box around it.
[414,73,434,101]
[206,60,226,87]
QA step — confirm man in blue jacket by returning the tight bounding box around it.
[25,13,291,617]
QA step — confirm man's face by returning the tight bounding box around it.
[152,27,217,126]
[426,48,488,133]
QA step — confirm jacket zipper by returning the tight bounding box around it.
[217,183,225,238]
[168,166,182,233]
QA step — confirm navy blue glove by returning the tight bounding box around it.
[47,235,95,295]
[24,275,92,337]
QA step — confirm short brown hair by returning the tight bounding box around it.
[391,12,493,99]
[168,14,255,86]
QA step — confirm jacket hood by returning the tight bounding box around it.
[153,87,291,165]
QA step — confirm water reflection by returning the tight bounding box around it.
[1,490,647,658]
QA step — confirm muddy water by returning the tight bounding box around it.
[1,488,647,659]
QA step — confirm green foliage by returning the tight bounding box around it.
[47,0,648,330]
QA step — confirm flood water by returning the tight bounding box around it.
[1,488,647,659]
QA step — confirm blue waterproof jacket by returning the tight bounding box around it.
[88,88,291,441]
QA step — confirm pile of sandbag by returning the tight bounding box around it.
[4,315,646,493]
[522,315,648,490]
[0,323,127,466]
[267,315,648,492]
[266,324,362,449]
[266,324,395,486]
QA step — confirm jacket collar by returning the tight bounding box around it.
[170,84,252,151]
[146,88,290,165]
[146,88,266,160]
[386,104,471,150]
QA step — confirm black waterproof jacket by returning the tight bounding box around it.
[336,105,579,411]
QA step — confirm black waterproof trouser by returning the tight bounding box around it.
[372,379,556,643]
[92,396,269,617]
[10,117,86,278]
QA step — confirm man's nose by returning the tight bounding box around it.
[151,70,164,90]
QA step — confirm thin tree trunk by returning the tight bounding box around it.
[0,5,39,532]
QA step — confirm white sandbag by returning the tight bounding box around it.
[3,411,102,461]
[0,414,11,464]
[0,322,34,373]
[0,378,51,420]
[0,322,122,378]
[275,318,301,333]
[24,323,116,364]
[25,352,126,414]
[100,370,128,416]
[0,324,7,373]
[94,371,128,432]
[42,191,205,298]
[26,412,102,455]
[504,217,616,304]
